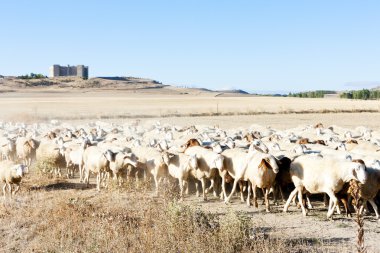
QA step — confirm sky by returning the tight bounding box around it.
[1,1,380,93]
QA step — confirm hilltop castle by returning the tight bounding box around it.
[49,65,89,79]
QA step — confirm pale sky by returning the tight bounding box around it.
[1,1,380,93]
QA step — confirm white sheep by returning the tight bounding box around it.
[83,146,114,191]
[65,138,91,180]
[283,156,367,218]
[222,149,279,211]
[36,139,66,177]
[0,160,28,198]
[16,137,39,166]
[109,151,138,185]
[132,146,171,195]
[0,138,16,161]
[184,146,224,201]
[166,152,198,201]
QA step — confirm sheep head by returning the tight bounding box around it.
[122,152,138,168]
[351,159,367,184]
[13,164,28,177]
[259,155,279,174]
[104,150,116,163]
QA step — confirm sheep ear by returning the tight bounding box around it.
[104,150,116,162]
[259,159,268,170]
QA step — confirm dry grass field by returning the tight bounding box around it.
[1,89,380,129]
[1,90,380,252]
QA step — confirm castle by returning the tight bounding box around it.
[49,65,89,79]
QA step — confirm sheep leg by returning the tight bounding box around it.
[201,178,207,201]
[292,192,297,206]
[251,184,258,208]
[195,181,200,197]
[2,183,7,198]
[306,195,313,209]
[96,174,101,191]
[12,184,20,196]
[183,180,189,196]
[265,188,271,212]
[335,202,342,215]
[178,178,184,201]
[279,186,285,202]
[153,175,159,196]
[340,197,351,217]
[239,181,245,203]
[368,199,379,219]
[271,186,278,205]
[79,164,83,182]
[297,187,307,216]
[323,193,329,207]
[284,188,298,213]
[326,191,338,219]
[359,202,365,216]
[213,178,219,198]
[246,181,251,207]
[225,178,239,204]
[7,184,12,199]
[220,175,227,201]
[205,178,214,194]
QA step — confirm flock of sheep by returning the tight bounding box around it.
[0,120,380,220]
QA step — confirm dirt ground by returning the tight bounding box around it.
[5,175,379,253]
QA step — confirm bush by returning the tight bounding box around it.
[17,73,46,79]
[340,89,380,100]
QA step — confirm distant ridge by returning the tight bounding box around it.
[0,75,254,96]
[216,89,249,94]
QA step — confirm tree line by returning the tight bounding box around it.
[17,73,46,79]
[288,90,336,98]
[340,89,380,100]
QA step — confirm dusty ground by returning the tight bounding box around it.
[3,174,379,253]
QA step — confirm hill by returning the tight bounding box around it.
[0,76,251,96]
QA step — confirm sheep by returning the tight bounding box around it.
[16,137,39,166]
[283,156,368,218]
[166,152,198,201]
[250,140,269,153]
[132,146,171,195]
[65,138,91,180]
[0,138,16,161]
[222,148,279,212]
[244,153,279,212]
[347,166,380,219]
[184,146,224,201]
[220,148,251,203]
[36,139,66,177]
[0,160,28,198]
[272,156,293,203]
[109,151,138,185]
[83,146,114,191]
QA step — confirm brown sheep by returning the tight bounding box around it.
[298,138,311,144]
[183,138,201,149]
[313,140,327,146]
[314,123,324,128]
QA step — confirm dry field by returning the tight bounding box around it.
[1,89,380,129]
[1,90,380,252]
